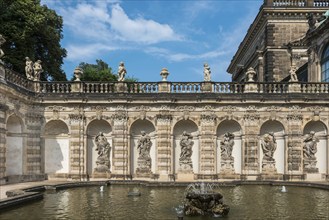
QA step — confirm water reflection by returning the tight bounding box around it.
[0,185,328,220]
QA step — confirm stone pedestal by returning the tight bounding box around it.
[220,159,235,174]
[71,82,82,92]
[201,82,212,92]
[179,158,193,173]
[158,82,170,93]
[92,172,111,179]
[262,160,277,173]
[244,83,258,93]
[303,158,318,173]
[177,173,194,181]
[135,157,152,177]
[116,82,127,93]
[288,83,301,93]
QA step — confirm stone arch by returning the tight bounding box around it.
[259,120,285,174]
[6,114,24,176]
[216,120,242,174]
[86,119,112,175]
[173,120,199,174]
[303,121,328,174]
[129,119,156,176]
[43,120,70,175]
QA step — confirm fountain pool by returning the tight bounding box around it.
[0,184,328,220]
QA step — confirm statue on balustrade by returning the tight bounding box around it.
[303,131,319,173]
[289,65,298,82]
[220,132,235,160]
[25,57,34,80]
[94,132,111,173]
[203,63,211,81]
[117,61,127,82]
[179,131,194,170]
[261,132,277,161]
[0,34,5,61]
[33,60,43,81]
[136,131,152,174]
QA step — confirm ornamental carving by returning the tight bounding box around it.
[266,106,281,111]
[200,114,217,124]
[222,106,236,114]
[156,114,172,124]
[25,113,44,124]
[69,114,85,122]
[136,131,152,174]
[243,114,260,122]
[287,113,303,121]
[47,105,64,120]
[112,110,128,122]
[203,105,214,111]
[91,105,106,120]
[176,105,195,111]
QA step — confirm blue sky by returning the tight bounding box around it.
[41,0,263,82]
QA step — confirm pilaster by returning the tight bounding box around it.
[0,104,8,184]
[156,113,172,179]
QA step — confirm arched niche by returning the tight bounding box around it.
[86,120,112,175]
[43,120,70,174]
[130,119,156,175]
[6,115,24,175]
[259,120,285,174]
[216,120,242,174]
[303,121,328,174]
[173,120,199,173]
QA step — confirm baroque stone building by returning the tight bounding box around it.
[0,0,328,185]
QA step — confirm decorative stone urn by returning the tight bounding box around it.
[160,68,169,81]
[74,67,83,81]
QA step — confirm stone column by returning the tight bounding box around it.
[243,113,261,179]
[0,104,8,184]
[69,112,86,180]
[111,111,129,178]
[199,114,216,177]
[286,113,303,180]
[156,114,172,180]
[25,113,43,178]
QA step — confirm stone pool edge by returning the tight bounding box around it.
[0,180,328,211]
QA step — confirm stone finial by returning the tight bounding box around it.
[246,67,256,82]
[160,68,169,81]
[203,63,211,82]
[74,67,83,81]
[117,61,127,82]
[0,34,5,60]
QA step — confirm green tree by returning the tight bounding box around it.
[76,59,117,81]
[0,0,67,81]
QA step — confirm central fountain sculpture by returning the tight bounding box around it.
[182,182,230,217]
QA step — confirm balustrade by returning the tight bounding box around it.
[272,0,306,6]
[171,82,201,93]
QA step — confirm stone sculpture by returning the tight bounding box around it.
[203,63,211,81]
[33,60,43,81]
[261,132,276,161]
[136,131,152,174]
[179,131,194,171]
[220,132,235,160]
[220,132,235,173]
[25,57,34,80]
[0,34,5,61]
[246,67,256,82]
[303,131,319,173]
[289,65,298,82]
[261,132,277,173]
[94,132,111,173]
[117,61,127,82]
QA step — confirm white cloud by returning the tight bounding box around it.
[145,47,228,62]
[109,4,182,44]
[66,43,122,61]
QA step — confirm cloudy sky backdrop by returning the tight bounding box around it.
[41,0,263,82]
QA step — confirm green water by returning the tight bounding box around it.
[1,185,328,220]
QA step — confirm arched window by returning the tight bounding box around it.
[321,44,329,82]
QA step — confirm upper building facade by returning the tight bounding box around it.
[227,0,329,82]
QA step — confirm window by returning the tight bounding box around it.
[321,44,329,82]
